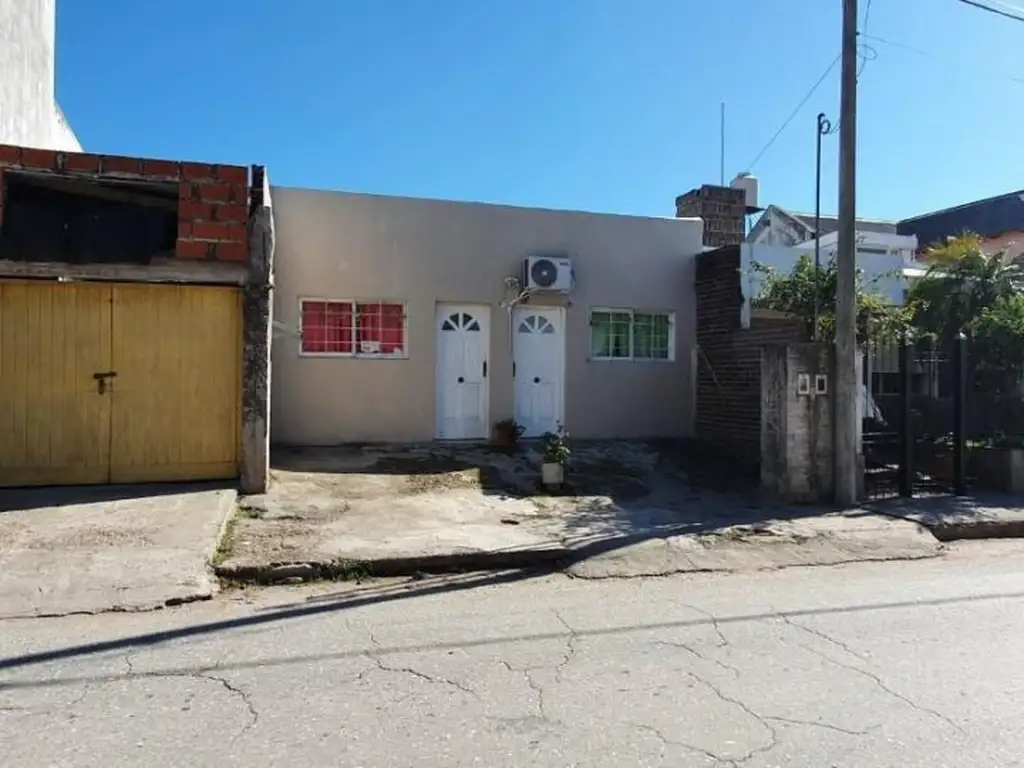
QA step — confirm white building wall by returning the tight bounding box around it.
[804,230,919,277]
[740,234,920,325]
[0,0,81,151]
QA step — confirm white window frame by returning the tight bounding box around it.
[297,297,409,359]
[588,307,676,362]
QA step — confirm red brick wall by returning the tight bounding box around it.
[0,144,250,264]
[695,246,807,463]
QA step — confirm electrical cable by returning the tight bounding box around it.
[747,54,840,170]
[747,0,1021,172]
[746,14,875,169]
[858,0,876,77]
[957,0,1024,22]
[861,31,1024,84]
[856,41,878,79]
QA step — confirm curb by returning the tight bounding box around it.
[924,519,1024,542]
[215,546,571,584]
[206,490,241,562]
[859,504,1024,543]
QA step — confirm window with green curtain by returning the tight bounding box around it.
[590,310,632,359]
[634,312,672,360]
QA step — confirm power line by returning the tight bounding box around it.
[747,54,840,170]
[857,0,878,79]
[861,32,1024,84]
[856,41,877,79]
[958,0,1024,22]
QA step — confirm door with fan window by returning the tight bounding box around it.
[435,304,490,440]
[513,307,565,438]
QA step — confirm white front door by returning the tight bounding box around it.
[513,307,565,438]
[435,304,489,440]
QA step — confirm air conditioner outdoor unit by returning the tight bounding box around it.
[524,255,573,293]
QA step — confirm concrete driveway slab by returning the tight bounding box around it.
[217,443,943,582]
[0,484,235,617]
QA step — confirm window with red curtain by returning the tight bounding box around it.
[356,302,406,355]
[300,300,353,354]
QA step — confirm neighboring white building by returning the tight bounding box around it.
[740,229,921,323]
[793,230,921,303]
[0,0,81,151]
[744,203,923,304]
[747,204,899,248]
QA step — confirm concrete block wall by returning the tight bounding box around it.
[0,143,250,264]
[761,344,835,503]
[695,245,807,463]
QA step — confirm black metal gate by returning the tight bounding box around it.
[862,337,966,500]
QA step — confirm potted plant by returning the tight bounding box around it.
[493,418,524,448]
[541,429,570,488]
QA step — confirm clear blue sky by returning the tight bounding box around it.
[56,0,1024,221]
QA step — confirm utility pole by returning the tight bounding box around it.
[835,0,859,506]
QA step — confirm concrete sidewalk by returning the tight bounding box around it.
[0,484,235,617]
[867,493,1024,541]
[215,443,943,583]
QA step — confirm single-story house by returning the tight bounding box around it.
[269,188,705,445]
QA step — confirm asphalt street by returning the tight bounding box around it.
[2,542,1024,767]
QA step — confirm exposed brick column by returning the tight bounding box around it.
[676,184,746,248]
[176,164,250,261]
[695,246,807,465]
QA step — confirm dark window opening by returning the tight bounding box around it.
[0,172,178,265]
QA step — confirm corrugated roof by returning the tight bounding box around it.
[897,190,1024,247]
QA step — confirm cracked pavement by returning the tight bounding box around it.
[2,541,1024,766]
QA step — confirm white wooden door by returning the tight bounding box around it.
[513,307,564,438]
[435,304,489,440]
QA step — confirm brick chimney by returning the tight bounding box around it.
[675,184,746,248]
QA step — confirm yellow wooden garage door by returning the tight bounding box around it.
[0,282,112,486]
[0,281,241,487]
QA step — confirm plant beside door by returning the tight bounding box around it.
[541,429,570,488]
[493,418,525,450]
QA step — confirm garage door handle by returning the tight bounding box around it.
[457,376,464,383]
[482,361,487,378]
[93,371,117,395]
[533,377,540,384]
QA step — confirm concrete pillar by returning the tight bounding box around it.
[240,166,274,494]
[761,343,836,503]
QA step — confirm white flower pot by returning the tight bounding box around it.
[541,462,564,487]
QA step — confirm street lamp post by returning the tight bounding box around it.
[814,112,833,342]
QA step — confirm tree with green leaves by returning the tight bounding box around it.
[750,253,907,342]
[906,234,1024,347]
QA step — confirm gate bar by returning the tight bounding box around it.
[953,334,968,496]
[898,338,913,497]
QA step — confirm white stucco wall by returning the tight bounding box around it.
[50,101,81,151]
[0,0,81,151]
[806,230,918,271]
[270,188,704,444]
